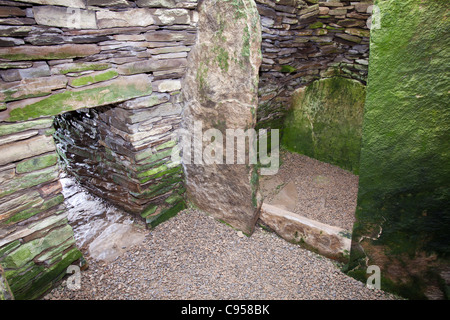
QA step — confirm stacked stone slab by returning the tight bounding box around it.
[348,0,450,299]
[256,0,372,129]
[182,0,262,236]
[0,0,198,299]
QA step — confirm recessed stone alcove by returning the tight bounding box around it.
[53,100,185,220]
[0,0,448,301]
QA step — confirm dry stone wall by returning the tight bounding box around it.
[0,0,197,299]
[256,0,372,129]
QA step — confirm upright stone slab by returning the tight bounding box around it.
[282,77,365,174]
[182,0,262,235]
[348,0,450,300]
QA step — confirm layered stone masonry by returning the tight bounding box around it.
[0,0,197,299]
[256,0,372,129]
[0,0,373,300]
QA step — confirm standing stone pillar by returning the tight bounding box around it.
[348,0,450,299]
[182,0,262,235]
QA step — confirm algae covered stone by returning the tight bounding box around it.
[2,75,153,122]
[282,76,365,174]
[348,0,450,300]
[182,0,262,235]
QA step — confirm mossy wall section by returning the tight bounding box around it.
[0,0,197,300]
[348,0,450,300]
[282,76,365,174]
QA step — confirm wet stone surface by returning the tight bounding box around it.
[60,173,146,261]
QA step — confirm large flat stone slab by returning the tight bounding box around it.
[0,135,55,166]
[270,180,298,212]
[181,0,262,235]
[96,9,154,28]
[2,75,153,122]
[260,203,351,261]
[0,44,100,61]
[88,223,145,263]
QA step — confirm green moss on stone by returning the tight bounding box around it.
[241,25,250,59]
[137,148,174,166]
[0,119,53,137]
[16,247,81,300]
[156,140,177,151]
[165,193,183,205]
[137,164,168,179]
[0,240,20,258]
[347,0,450,300]
[140,204,158,219]
[280,65,297,73]
[5,194,64,225]
[1,89,50,104]
[138,166,182,184]
[0,166,59,198]
[1,224,74,269]
[70,70,118,87]
[214,46,229,73]
[282,76,365,174]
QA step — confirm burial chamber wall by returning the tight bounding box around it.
[0,0,197,300]
[256,0,372,130]
[0,0,374,300]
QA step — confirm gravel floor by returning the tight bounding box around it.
[261,151,358,231]
[43,209,399,300]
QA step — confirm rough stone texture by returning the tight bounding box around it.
[0,75,68,103]
[88,0,131,7]
[256,0,371,132]
[0,134,55,166]
[259,151,358,232]
[0,61,51,82]
[0,265,14,300]
[260,203,351,262]
[348,0,450,300]
[0,0,198,300]
[33,6,97,29]
[11,0,86,8]
[182,0,262,235]
[0,211,82,300]
[0,44,101,61]
[96,8,155,28]
[136,0,177,8]
[282,77,365,174]
[53,102,185,219]
[2,75,153,122]
[88,223,146,263]
[269,180,297,212]
[43,209,399,300]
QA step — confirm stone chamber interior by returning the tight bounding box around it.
[0,0,448,301]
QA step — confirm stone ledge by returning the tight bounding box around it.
[260,203,351,262]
